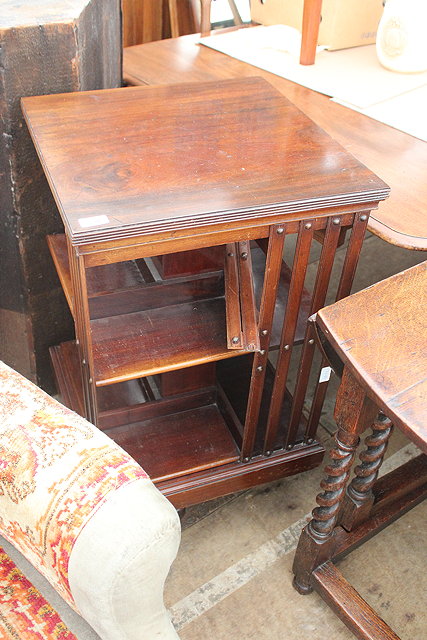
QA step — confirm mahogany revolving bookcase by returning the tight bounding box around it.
[22,77,389,508]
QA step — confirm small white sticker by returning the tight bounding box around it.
[78,215,110,228]
[319,366,332,383]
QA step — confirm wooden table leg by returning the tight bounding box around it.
[300,0,323,65]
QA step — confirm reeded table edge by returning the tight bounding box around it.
[64,189,390,246]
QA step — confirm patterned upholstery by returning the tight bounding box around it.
[0,361,181,639]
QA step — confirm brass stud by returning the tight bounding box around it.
[228,252,234,257]
[360,214,368,221]
[260,349,265,355]
[307,438,313,444]
[241,251,248,260]
[309,339,315,345]
[257,365,263,372]
[232,336,240,344]
[243,457,250,463]
[284,344,290,351]
[333,217,340,225]
[277,227,284,234]
[304,223,312,230]
[261,329,268,336]
[265,450,272,457]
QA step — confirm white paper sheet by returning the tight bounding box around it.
[200,25,427,141]
[333,85,427,143]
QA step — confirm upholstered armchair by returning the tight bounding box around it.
[0,360,181,639]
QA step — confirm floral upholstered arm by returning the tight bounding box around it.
[0,361,181,639]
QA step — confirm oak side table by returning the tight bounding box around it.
[21,77,389,508]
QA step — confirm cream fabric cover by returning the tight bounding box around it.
[0,361,181,639]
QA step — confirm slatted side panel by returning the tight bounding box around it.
[284,216,343,448]
[262,220,314,454]
[304,212,370,442]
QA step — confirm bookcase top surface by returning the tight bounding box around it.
[22,77,389,244]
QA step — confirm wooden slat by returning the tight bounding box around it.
[240,225,286,459]
[312,562,401,640]
[264,220,314,452]
[224,243,243,349]
[238,240,260,352]
[252,245,311,347]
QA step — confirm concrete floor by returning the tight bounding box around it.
[2,233,426,639]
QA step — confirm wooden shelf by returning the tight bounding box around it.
[51,340,239,482]
[105,403,239,483]
[48,235,310,386]
[50,341,154,419]
[47,234,150,318]
[92,296,249,385]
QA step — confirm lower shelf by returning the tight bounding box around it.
[105,403,239,482]
[50,340,324,507]
[50,342,239,482]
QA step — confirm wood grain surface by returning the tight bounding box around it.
[122,34,426,249]
[316,261,427,451]
[21,76,388,245]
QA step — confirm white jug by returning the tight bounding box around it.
[376,0,427,73]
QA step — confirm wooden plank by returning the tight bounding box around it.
[238,241,260,352]
[312,562,400,640]
[224,243,244,349]
[158,442,324,508]
[50,340,148,421]
[330,455,427,561]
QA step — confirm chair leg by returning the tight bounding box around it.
[339,412,394,531]
[228,0,243,26]
[300,0,323,65]
[292,424,360,593]
[293,366,378,594]
[200,0,213,36]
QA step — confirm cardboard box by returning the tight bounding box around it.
[250,0,385,50]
